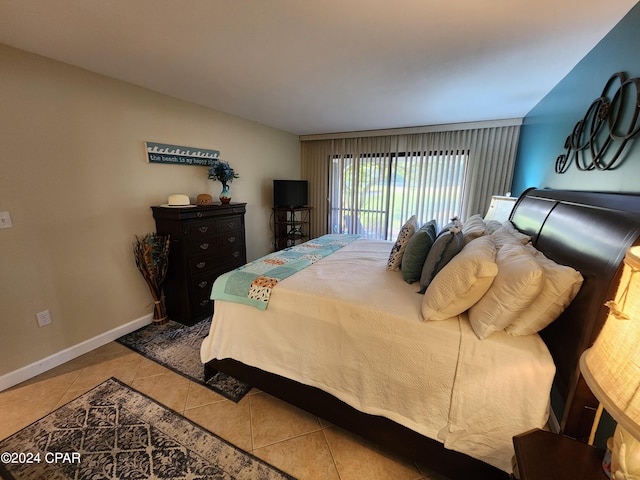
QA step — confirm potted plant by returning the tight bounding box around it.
[207,159,239,204]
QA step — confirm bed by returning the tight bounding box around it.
[200,188,640,479]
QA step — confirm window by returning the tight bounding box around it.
[330,150,468,240]
[302,123,519,239]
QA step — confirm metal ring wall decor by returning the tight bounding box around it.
[555,72,640,174]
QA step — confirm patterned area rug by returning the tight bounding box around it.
[0,378,295,480]
[116,318,251,403]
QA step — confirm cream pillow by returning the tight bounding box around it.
[468,243,545,339]
[505,245,583,336]
[461,214,486,244]
[491,224,531,250]
[421,236,498,321]
[502,221,532,244]
[484,219,503,235]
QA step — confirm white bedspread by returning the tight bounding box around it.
[200,239,555,472]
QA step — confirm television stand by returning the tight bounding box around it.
[273,207,312,250]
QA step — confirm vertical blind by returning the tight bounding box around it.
[301,122,521,240]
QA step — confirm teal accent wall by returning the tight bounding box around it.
[512,3,640,448]
[512,3,640,195]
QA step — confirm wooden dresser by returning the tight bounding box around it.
[151,203,246,325]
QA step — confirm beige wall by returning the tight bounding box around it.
[0,44,300,376]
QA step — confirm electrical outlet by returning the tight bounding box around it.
[36,310,52,327]
[0,211,12,229]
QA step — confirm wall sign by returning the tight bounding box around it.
[145,142,220,166]
[556,72,640,174]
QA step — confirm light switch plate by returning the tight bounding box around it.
[0,211,13,229]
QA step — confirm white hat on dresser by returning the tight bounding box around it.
[161,194,194,207]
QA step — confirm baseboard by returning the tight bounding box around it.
[0,313,153,392]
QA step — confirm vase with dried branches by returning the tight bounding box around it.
[133,233,171,324]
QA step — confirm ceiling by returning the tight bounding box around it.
[0,1,637,136]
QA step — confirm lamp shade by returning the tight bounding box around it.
[580,246,640,440]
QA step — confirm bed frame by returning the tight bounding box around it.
[204,188,640,479]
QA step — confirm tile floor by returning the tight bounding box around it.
[0,342,450,480]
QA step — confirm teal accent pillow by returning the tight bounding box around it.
[418,227,465,293]
[401,220,437,284]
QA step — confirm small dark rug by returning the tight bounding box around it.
[116,318,251,403]
[0,378,294,480]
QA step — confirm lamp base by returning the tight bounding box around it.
[612,424,640,480]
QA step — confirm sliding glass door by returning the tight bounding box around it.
[330,150,468,240]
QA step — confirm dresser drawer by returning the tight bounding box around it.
[190,290,213,318]
[188,236,218,256]
[188,246,245,276]
[190,270,217,313]
[218,229,243,248]
[188,232,244,257]
[218,216,243,233]
[189,268,232,318]
[192,275,214,297]
[190,260,240,294]
[190,257,217,276]
[216,244,246,268]
[187,220,217,238]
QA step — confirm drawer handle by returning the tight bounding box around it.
[199,243,210,250]
[196,261,207,269]
[198,281,209,289]
[198,226,209,233]
[227,222,236,228]
[233,251,240,258]
[197,212,203,218]
[227,236,236,243]
[200,299,210,307]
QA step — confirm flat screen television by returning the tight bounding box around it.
[273,180,308,208]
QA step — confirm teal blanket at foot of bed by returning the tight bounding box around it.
[210,234,361,310]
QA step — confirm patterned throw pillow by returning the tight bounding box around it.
[387,215,418,271]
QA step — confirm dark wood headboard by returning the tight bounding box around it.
[510,188,640,440]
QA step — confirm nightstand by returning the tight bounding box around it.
[512,429,607,480]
